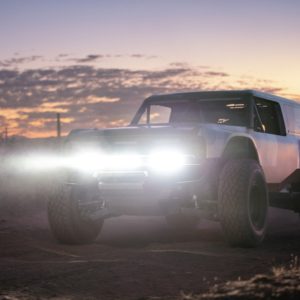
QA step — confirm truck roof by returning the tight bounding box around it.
[146,90,299,107]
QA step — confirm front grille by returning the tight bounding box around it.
[98,171,148,183]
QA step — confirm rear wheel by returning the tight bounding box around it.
[48,184,103,244]
[218,159,268,247]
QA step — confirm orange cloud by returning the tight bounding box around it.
[1,63,300,139]
[85,96,120,104]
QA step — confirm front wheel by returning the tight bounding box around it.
[48,184,103,244]
[218,159,268,247]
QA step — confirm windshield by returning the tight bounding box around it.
[134,99,250,127]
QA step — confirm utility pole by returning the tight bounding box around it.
[56,113,61,138]
[4,127,8,144]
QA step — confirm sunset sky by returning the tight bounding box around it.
[1,0,300,138]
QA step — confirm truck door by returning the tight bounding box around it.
[252,98,298,184]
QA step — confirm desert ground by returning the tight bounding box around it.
[1,204,300,300]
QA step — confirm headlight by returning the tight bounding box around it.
[68,150,104,172]
[20,154,64,171]
[107,154,143,170]
[147,150,186,173]
[69,152,143,172]
[70,149,187,173]
[19,148,189,174]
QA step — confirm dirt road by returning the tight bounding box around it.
[1,208,300,299]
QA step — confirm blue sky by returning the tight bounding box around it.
[1,1,299,66]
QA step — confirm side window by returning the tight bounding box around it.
[137,105,171,125]
[254,98,286,135]
[149,105,171,124]
[281,105,300,135]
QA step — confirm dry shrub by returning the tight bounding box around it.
[179,256,300,300]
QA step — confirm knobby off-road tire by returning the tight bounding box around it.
[218,159,268,247]
[48,184,102,244]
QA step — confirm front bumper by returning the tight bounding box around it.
[91,163,213,216]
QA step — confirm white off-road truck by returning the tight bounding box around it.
[48,90,300,247]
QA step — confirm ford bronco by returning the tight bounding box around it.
[48,90,300,247]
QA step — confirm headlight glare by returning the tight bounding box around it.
[147,150,186,173]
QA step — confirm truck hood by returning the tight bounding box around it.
[67,125,203,154]
[69,125,200,139]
